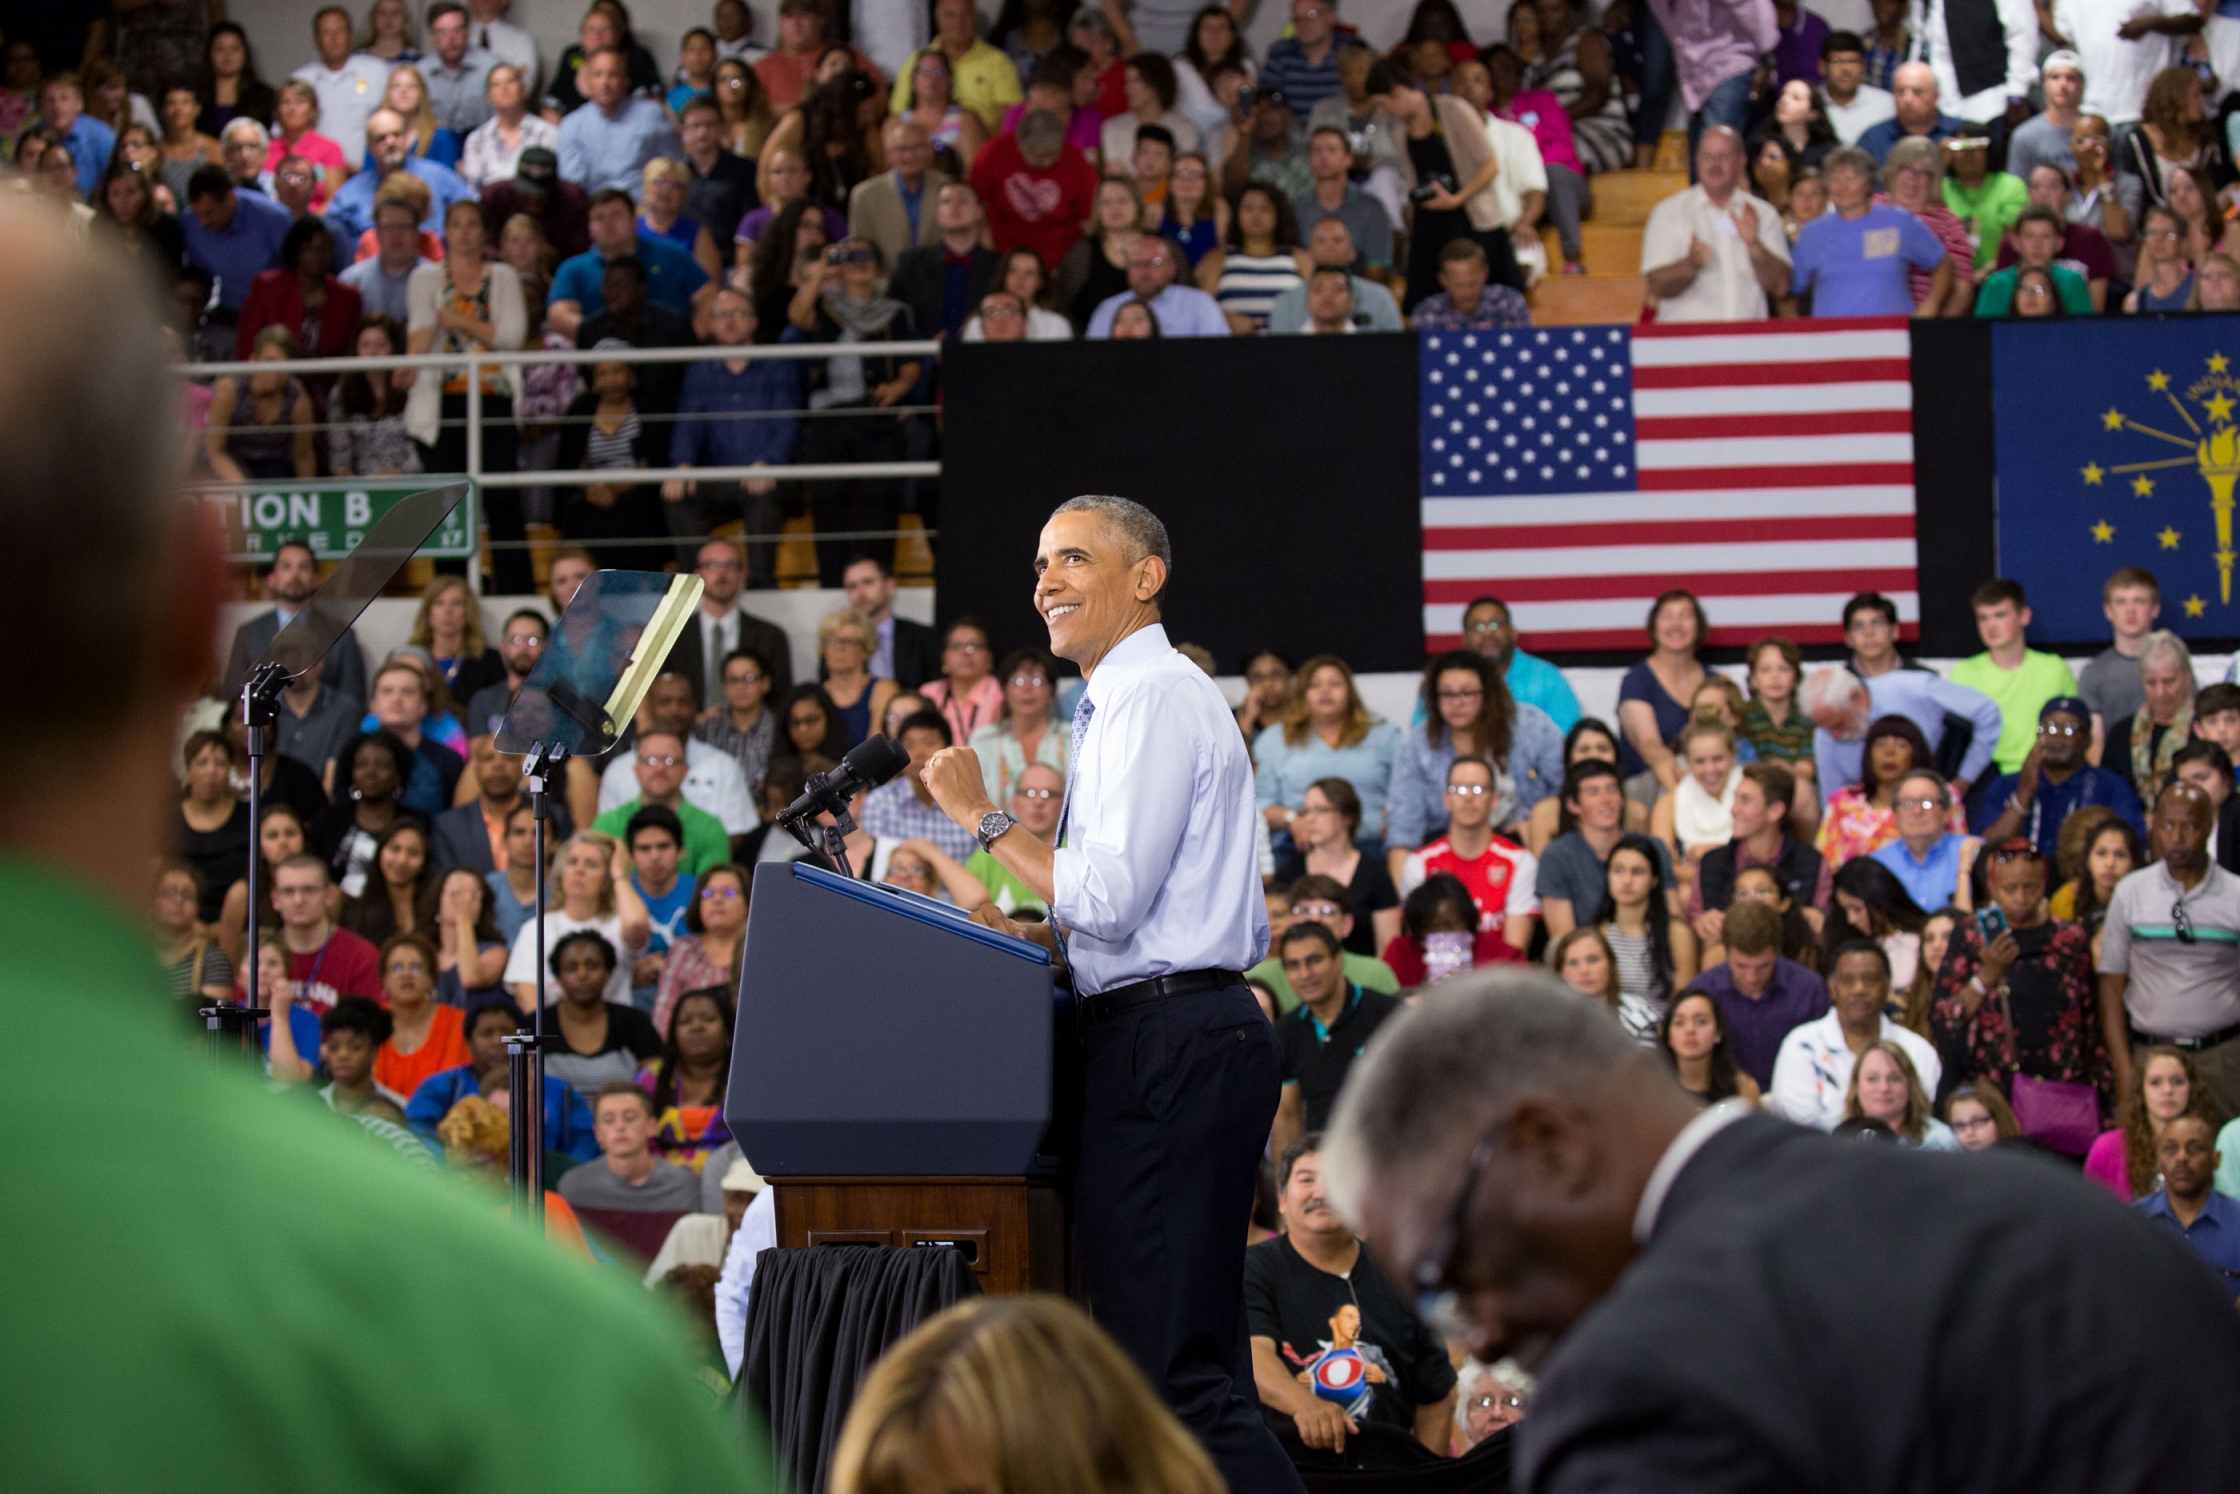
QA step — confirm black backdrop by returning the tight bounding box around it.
[939,329,2001,673]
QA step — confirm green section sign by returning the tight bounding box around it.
[194,480,478,561]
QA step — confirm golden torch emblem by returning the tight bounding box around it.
[2086,356,2240,607]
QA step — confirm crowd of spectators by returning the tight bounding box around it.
[153,491,2240,1456]
[1643,24,2240,319]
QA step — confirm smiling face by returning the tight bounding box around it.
[1854,1048,1910,1126]
[1684,734,1733,795]
[1032,509,1165,667]
[379,828,427,890]
[1651,596,1701,655]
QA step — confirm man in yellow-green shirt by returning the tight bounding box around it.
[1950,578,2079,776]
[0,199,772,1493]
[889,0,1023,132]
[1941,129,2028,273]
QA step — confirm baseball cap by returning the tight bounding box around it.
[515,146,558,188]
[2040,49,2084,82]
[721,1156,766,1193]
[2040,695,2090,723]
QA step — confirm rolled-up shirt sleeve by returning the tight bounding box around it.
[1928,676,2003,784]
[1053,692,1200,943]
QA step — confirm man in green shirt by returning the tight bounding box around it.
[1973,206,2095,315]
[1941,129,2026,273]
[0,204,771,1490]
[1248,874,1399,1015]
[1950,578,2078,776]
[593,729,733,873]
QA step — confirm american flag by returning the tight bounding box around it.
[1420,316,1920,652]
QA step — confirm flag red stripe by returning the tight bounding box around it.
[1421,513,1917,549]
[1633,410,1914,440]
[1425,568,1921,604]
[1631,359,1911,388]
[1632,315,1911,339]
[1430,623,1912,651]
[1635,462,1915,490]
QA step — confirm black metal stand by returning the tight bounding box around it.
[507,740,568,1223]
[203,662,288,1064]
[779,769,858,881]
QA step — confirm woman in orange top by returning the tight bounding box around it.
[371,930,472,1099]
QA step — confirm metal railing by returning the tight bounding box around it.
[178,339,945,590]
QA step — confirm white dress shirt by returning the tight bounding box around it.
[291,54,393,169]
[598,736,759,833]
[468,15,541,96]
[1053,623,1270,995]
[1914,0,2040,123]
[715,1186,777,1377]
[1766,1010,1943,1130]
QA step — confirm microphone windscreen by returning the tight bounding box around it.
[840,734,911,787]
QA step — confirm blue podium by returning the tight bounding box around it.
[724,862,1066,1292]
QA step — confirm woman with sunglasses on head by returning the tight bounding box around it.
[653,863,750,1033]
[1928,840,2108,1141]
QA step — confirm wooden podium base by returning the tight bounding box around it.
[772,1178,1069,1296]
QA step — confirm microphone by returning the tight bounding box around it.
[775,734,911,831]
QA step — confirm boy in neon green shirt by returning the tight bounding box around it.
[1950,578,2079,775]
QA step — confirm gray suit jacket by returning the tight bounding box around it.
[847,168,951,273]
[431,797,572,875]
[223,609,369,705]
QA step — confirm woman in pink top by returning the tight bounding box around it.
[2085,1045,2206,1200]
[920,618,1005,745]
[262,80,350,211]
[1486,44,1587,275]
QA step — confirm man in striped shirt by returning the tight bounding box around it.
[1260,0,1345,124]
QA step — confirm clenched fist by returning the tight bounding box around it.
[921,745,996,833]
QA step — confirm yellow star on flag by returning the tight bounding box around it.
[2134,475,2156,497]
[2213,353,2231,373]
[2209,391,2238,424]
[2149,370,2172,391]
[2091,520,2115,542]
[2083,463,2106,485]
[2187,595,2209,618]
[2103,407,2126,430]
[2161,526,2184,549]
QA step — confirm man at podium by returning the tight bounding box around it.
[924,496,1301,1494]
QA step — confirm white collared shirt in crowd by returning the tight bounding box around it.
[1054,622,1270,995]
[1767,1009,1943,1130]
[598,736,759,833]
[1641,183,1793,323]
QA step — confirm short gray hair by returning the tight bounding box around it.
[221,116,270,150]
[1822,145,1878,185]
[1322,969,1646,1225]
[1051,494,1172,572]
[2139,628,2195,682]
[1882,135,1943,180]
[0,198,177,753]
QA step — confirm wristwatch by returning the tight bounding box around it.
[976,810,1018,851]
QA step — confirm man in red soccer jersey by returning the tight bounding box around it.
[1397,755,1539,963]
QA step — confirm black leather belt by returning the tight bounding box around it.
[2130,1021,2240,1053]
[1078,969,1243,1026]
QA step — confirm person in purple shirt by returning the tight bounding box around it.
[1791,145,1949,314]
[1690,899,1830,1089]
[1771,0,1833,88]
[1647,0,1779,155]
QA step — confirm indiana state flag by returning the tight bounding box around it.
[1993,318,2240,643]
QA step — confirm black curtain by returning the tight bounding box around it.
[940,337,1428,675]
[737,1244,982,1494]
[1909,320,1999,659]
